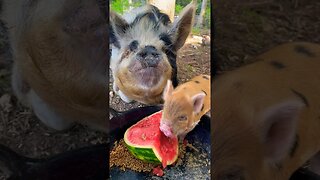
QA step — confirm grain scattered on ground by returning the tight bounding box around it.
[109,139,187,173]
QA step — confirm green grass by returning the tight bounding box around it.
[191,27,210,36]
[175,4,184,15]
[191,27,201,35]
[186,64,195,73]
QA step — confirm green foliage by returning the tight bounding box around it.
[110,0,128,14]
[203,3,211,28]
[176,0,211,28]
[110,0,211,29]
[110,0,144,14]
[175,4,184,15]
[175,0,190,7]
[191,27,201,35]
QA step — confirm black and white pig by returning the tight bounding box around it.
[110,1,196,104]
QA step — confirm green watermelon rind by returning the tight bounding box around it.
[123,111,179,166]
[125,143,161,164]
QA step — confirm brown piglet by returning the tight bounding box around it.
[213,42,320,180]
[160,75,211,141]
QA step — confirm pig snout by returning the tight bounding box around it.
[160,122,174,138]
[137,46,162,68]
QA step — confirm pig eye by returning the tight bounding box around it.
[159,33,172,46]
[178,115,187,121]
[129,40,139,51]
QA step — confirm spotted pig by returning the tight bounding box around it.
[213,42,320,180]
[160,74,211,141]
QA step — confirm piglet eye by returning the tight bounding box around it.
[129,40,139,51]
[178,115,187,121]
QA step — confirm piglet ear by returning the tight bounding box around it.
[259,100,304,163]
[191,92,206,114]
[163,80,174,101]
[170,1,196,50]
[110,11,129,38]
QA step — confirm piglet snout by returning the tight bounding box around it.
[160,122,174,138]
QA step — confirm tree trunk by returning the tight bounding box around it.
[148,0,176,22]
[133,0,146,5]
[196,0,207,28]
[128,0,133,10]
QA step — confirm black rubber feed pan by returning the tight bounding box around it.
[290,168,320,180]
[109,105,211,180]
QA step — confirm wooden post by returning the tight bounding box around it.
[196,0,207,28]
[148,0,176,22]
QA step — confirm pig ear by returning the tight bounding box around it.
[170,1,196,50]
[110,11,129,39]
[260,100,304,163]
[163,80,174,100]
[191,92,206,114]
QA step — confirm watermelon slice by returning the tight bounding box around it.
[124,111,179,168]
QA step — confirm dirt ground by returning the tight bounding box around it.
[214,0,320,73]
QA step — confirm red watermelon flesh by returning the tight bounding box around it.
[124,111,179,168]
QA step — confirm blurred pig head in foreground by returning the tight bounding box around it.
[2,0,108,132]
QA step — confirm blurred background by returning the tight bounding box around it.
[110,0,211,34]
[213,0,320,73]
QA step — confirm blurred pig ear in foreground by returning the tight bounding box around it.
[259,99,305,163]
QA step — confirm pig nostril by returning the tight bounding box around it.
[138,46,160,59]
[152,52,160,57]
[138,52,147,58]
